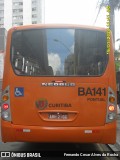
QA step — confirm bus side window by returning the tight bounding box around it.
[14,52,24,74]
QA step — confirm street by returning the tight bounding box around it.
[0,141,119,159]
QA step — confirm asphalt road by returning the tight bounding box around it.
[0,142,119,160]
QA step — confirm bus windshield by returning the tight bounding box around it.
[11,28,108,76]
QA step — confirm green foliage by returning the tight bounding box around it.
[115,50,120,56]
[115,50,120,72]
[115,61,120,72]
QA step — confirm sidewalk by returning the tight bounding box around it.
[109,106,120,152]
[116,114,120,148]
[115,106,120,149]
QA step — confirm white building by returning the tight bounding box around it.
[0,0,44,30]
[0,28,7,79]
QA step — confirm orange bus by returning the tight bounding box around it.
[1,24,117,144]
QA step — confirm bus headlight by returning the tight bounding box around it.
[2,112,9,120]
[108,113,116,120]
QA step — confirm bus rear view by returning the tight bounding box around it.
[1,25,117,144]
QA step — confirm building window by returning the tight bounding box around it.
[0,17,3,21]
[19,9,23,12]
[13,15,23,20]
[13,23,18,26]
[13,9,23,13]
[0,10,4,14]
[13,22,23,26]
[13,9,17,13]
[13,2,23,6]
[32,7,37,11]
[19,22,23,25]
[0,3,4,6]
[19,2,23,5]
[32,14,37,18]
[32,1,37,5]
[32,21,37,24]
[13,16,17,20]
[0,24,3,27]
[13,2,18,6]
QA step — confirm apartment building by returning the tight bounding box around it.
[0,28,7,79]
[0,0,44,30]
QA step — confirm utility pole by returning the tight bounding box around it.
[109,0,115,43]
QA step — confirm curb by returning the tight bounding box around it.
[108,143,120,157]
[108,143,120,151]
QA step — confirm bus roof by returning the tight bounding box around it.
[9,24,107,32]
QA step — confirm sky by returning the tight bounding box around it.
[45,0,100,25]
[44,0,120,49]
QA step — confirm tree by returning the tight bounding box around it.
[99,0,120,42]
[114,50,120,72]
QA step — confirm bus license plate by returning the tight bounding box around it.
[48,113,68,120]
